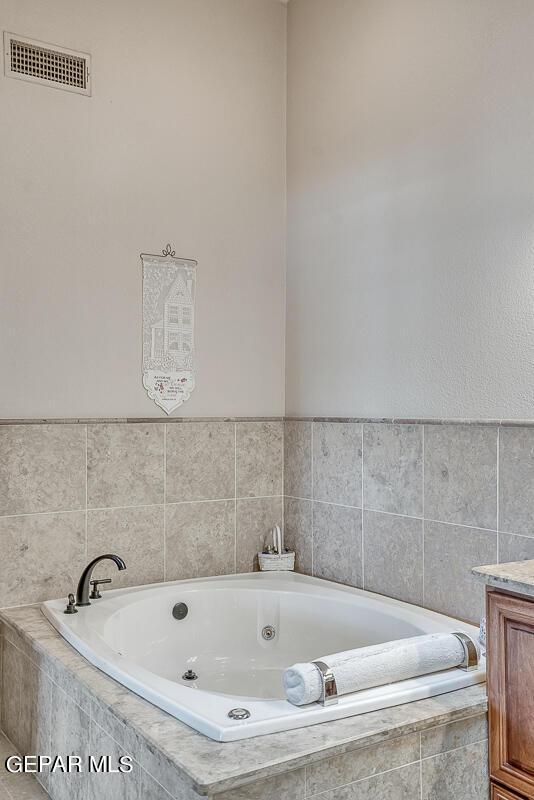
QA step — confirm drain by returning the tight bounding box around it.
[228,708,250,720]
[262,625,276,640]
[182,669,198,681]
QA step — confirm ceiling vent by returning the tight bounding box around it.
[3,32,91,95]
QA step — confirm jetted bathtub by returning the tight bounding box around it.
[41,572,486,741]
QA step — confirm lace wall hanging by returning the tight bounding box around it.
[141,244,197,414]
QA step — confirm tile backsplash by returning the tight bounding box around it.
[284,419,534,624]
[2,416,534,623]
[0,420,283,608]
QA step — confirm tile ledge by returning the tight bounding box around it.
[0,604,487,796]
[4,415,534,426]
[0,417,284,425]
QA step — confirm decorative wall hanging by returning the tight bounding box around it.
[141,244,197,414]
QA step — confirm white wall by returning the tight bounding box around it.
[286,0,534,419]
[0,0,286,419]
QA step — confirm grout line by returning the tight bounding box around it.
[87,502,164,513]
[421,425,425,519]
[311,421,314,575]
[85,424,88,559]
[163,424,167,580]
[420,736,488,762]
[424,711,486,733]
[496,426,500,563]
[234,423,237,573]
[419,732,423,800]
[282,500,501,534]
[361,424,365,589]
[0,508,87,520]
[309,759,422,798]
[497,529,534,540]
[282,420,285,541]
[306,498,363,510]
[422,426,425,606]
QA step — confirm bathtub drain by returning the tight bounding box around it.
[182,669,198,681]
[262,625,276,640]
[228,708,251,720]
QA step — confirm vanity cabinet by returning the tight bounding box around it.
[487,589,534,799]
[492,785,529,800]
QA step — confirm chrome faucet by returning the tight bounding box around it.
[76,553,126,607]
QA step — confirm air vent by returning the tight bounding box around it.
[3,32,91,95]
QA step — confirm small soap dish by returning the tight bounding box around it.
[258,551,295,572]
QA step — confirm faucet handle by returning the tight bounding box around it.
[64,593,78,615]
[89,578,112,600]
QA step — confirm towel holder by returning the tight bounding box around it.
[451,631,479,671]
[312,660,338,706]
[311,632,478,707]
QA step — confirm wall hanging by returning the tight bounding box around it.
[141,244,197,414]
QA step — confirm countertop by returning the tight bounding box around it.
[472,559,534,599]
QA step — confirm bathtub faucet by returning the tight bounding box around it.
[76,554,126,607]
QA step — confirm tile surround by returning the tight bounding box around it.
[236,497,283,573]
[423,522,497,623]
[312,503,362,588]
[312,422,362,506]
[0,425,85,516]
[421,739,489,800]
[0,512,86,608]
[165,500,235,581]
[498,531,534,563]
[166,422,235,503]
[304,732,420,796]
[0,420,284,609]
[87,424,164,509]
[424,424,497,530]
[284,421,312,500]
[284,418,534,624]
[87,505,165,589]
[499,425,534,536]
[2,414,534,624]
[362,511,423,605]
[363,424,423,517]
[283,497,312,575]
[420,713,488,758]
[236,423,283,498]
[0,414,515,800]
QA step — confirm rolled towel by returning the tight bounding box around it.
[283,633,478,706]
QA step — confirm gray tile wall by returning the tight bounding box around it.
[0,421,284,608]
[3,416,534,623]
[285,420,534,624]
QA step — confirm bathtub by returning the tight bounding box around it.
[41,572,486,741]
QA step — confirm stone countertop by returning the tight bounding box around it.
[0,605,488,797]
[472,559,534,599]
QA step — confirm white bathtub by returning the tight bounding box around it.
[41,572,485,741]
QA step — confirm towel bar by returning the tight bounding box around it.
[451,631,479,671]
[312,660,338,706]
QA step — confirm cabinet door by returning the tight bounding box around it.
[488,590,534,798]
[492,783,528,800]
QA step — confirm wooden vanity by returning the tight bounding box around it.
[474,561,534,800]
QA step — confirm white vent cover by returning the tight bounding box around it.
[3,32,91,95]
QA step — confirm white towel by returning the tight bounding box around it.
[283,633,476,706]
